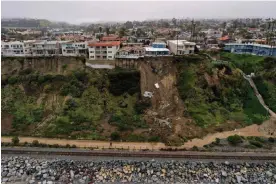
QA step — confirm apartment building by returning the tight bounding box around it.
[167,40,196,55]
[88,41,120,60]
[31,41,63,56]
[224,43,276,56]
[61,42,87,56]
[1,41,25,57]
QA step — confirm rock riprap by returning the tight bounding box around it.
[1,156,276,184]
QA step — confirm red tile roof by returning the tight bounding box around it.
[88,41,121,47]
[219,36,230,41]
[101,36,127,41]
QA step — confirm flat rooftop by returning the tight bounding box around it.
[144,47,169,52]
[168,40,196,46]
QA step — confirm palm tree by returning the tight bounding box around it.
[99,26,102,33]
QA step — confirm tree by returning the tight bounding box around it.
[105,27,110,36]
[99,26,102,33]
[119,27,127,38]
[12,136,20,145]
[172,18,177,26]
[124,21,133,29]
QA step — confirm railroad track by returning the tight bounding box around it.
[2,147,276,160]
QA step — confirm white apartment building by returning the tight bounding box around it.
[61,42,87,56]
[23,40,37,56]
[88,41,120,60]
[31,41,63,56]
[1,41,25,57]
[167,40,196,55]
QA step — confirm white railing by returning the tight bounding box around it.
[115,54,143,59]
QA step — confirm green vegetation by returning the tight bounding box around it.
[249,140,263,148]
[215,138,220,145]
[110,132,120,141]
[227,134,243,145]
[2,67,150,141]
[220,53,276,113]
[176,54,268,128]
[12,136,19,145]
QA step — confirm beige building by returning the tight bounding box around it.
[167,40,196,55]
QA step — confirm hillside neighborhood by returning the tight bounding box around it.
[2,18,276,58]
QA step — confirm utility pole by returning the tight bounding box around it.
[176,32,179,56]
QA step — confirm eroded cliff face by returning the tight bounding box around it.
[1,55,274,146]
[1,57,85,75]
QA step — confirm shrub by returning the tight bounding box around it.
[65,144,71,148]
[191,146,199,151]
[227,134,243,145]
[71,144,77,148]
[8,76,18,84]
[12,136,20,145]
[32,140,39,147]
[268,137,274,143]
[110,132,121,141]
[135,99,151,114]
[148,136,160,142]
[254,137,265,143]
[203,144,209,148]
[53,144,60,148]
[215,138,220,145]
[249,140,263,148]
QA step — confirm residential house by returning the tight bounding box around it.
[23,40,37,56]
[167,40,196,55]
[88,41,120,60]
[31,41,64,56]
[100,36,127,42]
[202,29,222,39]
[144,47,170,56]
[144,42,169,56]
[115,45,145,59]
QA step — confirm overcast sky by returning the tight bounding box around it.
[2,1,276,24]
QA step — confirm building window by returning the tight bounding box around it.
[103,56,107,59]
[108,46,112,48]
[102,46,106,49]
[108,51,112,53]
[96,46,100,49]
[108,56,112,58]
[90,46,94,48]
[25,50,27,52]
[90,51,94,53]
[33,45,35,47]
[90,56,94,58]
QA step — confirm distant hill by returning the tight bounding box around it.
[1,18,74,29]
